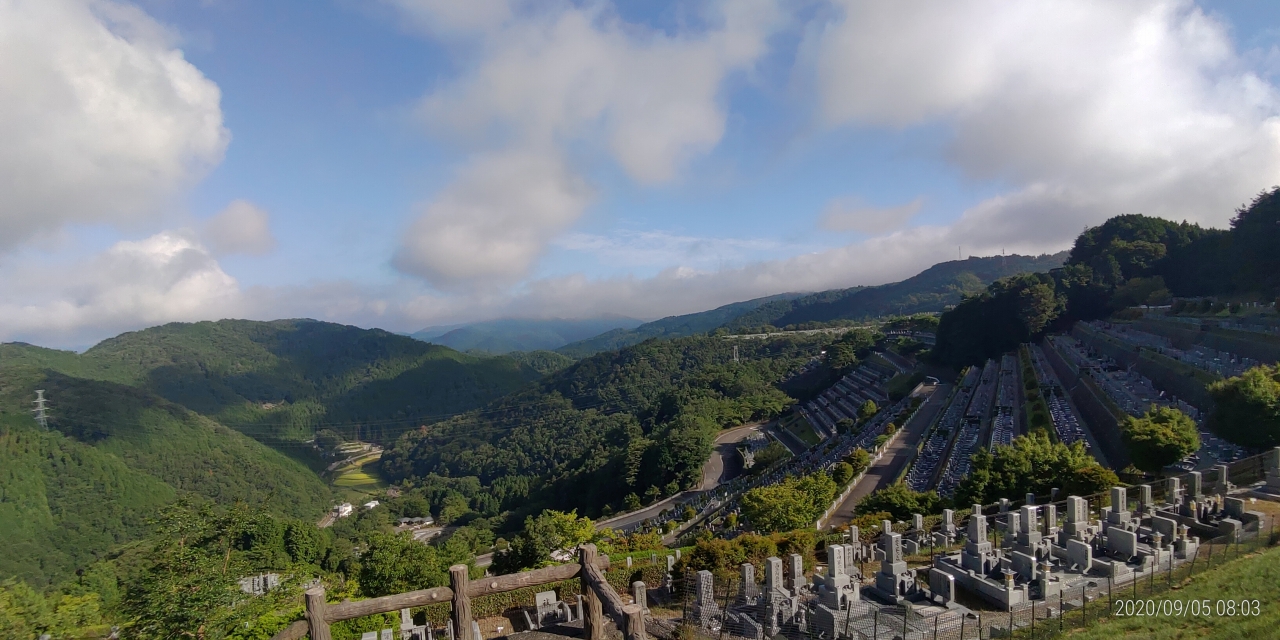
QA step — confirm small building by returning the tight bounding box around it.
[334,503,354,518]
[364,500,381,510]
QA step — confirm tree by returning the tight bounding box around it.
[845,448,871,476]
[954,433,1119,506]
[740,483,815,533]
[831,462,855,486]
[360,532,464,597]
[1122,406,1201,473]
[1208,365,1280,448]
[740,473,834,532]
[854,484,943,521]
[624,493,641,511]
[123,502,252,639]
[858,400,878,421]
[493,509,595,573]
[681,505,697,521]
[836,418,855,434]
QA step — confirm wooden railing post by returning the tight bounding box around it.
[450,565,475,640]
[580,544,604,640]
[623,603,647,640]
[305,586,332,640]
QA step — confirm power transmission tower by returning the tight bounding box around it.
[32,390,49,429]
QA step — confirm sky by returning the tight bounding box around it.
[2,0,1279,350]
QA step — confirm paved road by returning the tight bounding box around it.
[827,383,952,527]
[593,422,764,532]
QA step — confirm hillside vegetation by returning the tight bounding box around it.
[3,319,546,447]
[555,294,804,358]
[724,253,1067,331]
[935,190,1280,368]
[382,332,862,523]
[412,316,643,354]
[0,365,331,587]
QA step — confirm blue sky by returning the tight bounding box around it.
[1,0,1278,348]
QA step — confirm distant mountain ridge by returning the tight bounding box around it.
[555,293,806,357]
[411,316,644,354]
[724,252,1069,330]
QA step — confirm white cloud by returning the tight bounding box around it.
[819,196,925,234]
[392,150,594,288]
[0,0,229,251]
[0,232,242,348]
[392,0,785,288]
[554,230,789,270]
[807,0,1280,242]
[202,200,277,256]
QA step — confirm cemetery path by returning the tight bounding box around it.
[826,382,953,527]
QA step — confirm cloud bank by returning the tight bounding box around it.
[0,0,228,250]
[391,0,785,289]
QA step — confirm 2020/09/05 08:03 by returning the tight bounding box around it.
[1113,599,1263,617]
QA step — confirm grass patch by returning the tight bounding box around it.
[887,371,927,401]
[780,412,823,446]
[1065,544,1280,639]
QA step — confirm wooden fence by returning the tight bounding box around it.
[271,544,645,640]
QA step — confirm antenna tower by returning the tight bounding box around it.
[32,390,48,429]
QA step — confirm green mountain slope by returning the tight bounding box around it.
[10,319,547,446]
[0,365,331,587]
[412,316,643,354]
[382,331,853,521]
[555,294,805,358]
[724,253,1069,330]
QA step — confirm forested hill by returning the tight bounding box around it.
[933,188,1280,367]
[6,319,547,446]
[555,293,805,358]
[412,316,644,354]
[381,330,875,522]
[724,252,1069,331]
[0,364,331,587]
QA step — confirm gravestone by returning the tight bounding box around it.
[1188,471,1203,499]
[788,554,805,594]
[692,570,721,628]
[1010,550,1037,581]
[1266,447,1280,492]
[1026,492,1036,505]
[1224,496,1245,519]
[942,509,956,538]
[1138,485,1153,514]
[1106,527,1138,561]
[1063,496,1089,539]
[737,563,759,605]
[633,582,648,613]
[1213,465,1232,495]
[961,505,995,573]
[1065,538,1092,572]
[764,556,785,595]
[929,568,955,604]
[1165,477,1181,505]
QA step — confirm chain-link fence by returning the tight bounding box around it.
[649,511,1277,640]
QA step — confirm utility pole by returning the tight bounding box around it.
[733,345,739,363]
[32,390,49,429]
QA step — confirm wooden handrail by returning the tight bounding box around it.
[581,546,646,640]
[275,554,613,640]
